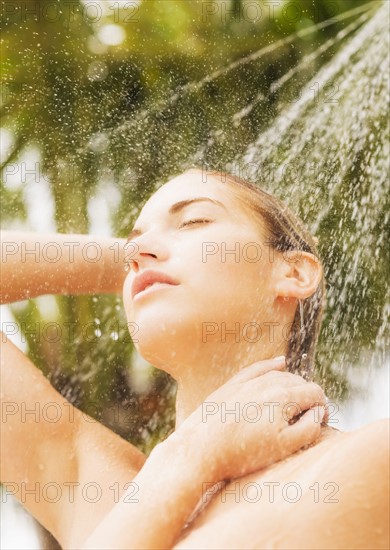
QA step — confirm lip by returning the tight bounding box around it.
[131,270,180,300]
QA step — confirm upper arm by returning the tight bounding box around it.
[69,404,147,547]
[332,419,389,548]
[0,329,82,540]
[291,419,390,549]
[0,331,146,547]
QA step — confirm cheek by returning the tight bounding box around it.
[190,234,273,316]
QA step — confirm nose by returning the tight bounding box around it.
[125,231,168,273]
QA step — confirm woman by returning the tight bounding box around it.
[0,167,388,549]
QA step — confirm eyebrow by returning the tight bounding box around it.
[126,197,227,242]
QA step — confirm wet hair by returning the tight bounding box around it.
[187,167,325,380]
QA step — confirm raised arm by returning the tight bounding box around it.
[0,230,128,303]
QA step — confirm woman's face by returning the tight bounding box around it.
[122,170,278,374]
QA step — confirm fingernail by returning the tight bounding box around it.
[273,355,285,362]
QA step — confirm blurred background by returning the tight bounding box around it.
[1,0,389,547]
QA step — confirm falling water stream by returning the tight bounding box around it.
[234,0,390,381]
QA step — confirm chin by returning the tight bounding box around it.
[131,312,203,374]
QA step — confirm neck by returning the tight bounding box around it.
[173,344,285,429]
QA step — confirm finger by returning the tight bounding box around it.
[278,405,325,454]
[260,370,306,386]
[232,356,286,384]
[281,382,326,420]
[323,397,330,424]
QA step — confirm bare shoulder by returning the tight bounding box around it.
[304,418,390,549]
[347,416,389,439]
[336,417,389,464]
[320,418,389,496]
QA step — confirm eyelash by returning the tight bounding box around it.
[179,218,212,228]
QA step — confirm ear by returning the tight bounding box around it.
[274,251,323,299]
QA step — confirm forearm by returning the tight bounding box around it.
[0,231,128,303]
[80,433,214,550]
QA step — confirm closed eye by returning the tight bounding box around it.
[179,218,212,228]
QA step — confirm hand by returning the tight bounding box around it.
[173,356,326,482]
